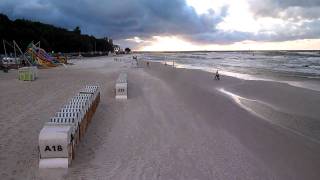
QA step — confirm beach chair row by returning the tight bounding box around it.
[38,85,100,168]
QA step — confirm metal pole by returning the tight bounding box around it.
[13,40,18,68]
[13,40,32,66]
[14,41,16,58]
[3,40,7,57]
[3,40,8,68]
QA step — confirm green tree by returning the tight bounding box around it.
[0,14,115,54]
[125,47,131,54]
[73,26,81,35]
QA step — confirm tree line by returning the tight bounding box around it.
[0,13,114,54]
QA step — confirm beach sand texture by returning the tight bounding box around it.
[0,56,320,179]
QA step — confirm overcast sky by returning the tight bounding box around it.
[1,0,320,50]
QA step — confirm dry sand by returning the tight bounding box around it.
[0,56,319,179]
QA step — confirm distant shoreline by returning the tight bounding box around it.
[139,51,320,92]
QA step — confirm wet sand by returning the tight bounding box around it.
[0,56,319,179]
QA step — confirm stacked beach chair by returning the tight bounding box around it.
[115,73,128,99]
[38,85,100,168]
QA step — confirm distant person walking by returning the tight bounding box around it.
[215,70,220,80]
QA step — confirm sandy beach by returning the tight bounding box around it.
[0,55,320,179]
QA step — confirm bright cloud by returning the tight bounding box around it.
[188,0,287,34]
[126,37,145,43]
[140,36,200,51]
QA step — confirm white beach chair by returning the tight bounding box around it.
[115,73,128,99]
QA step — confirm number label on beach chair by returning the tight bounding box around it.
[45,145,63,152]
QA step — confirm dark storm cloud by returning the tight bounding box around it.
[0,0,226,40]
[265,0,320,8]
[249,0,320,19]
[244,0,320,42]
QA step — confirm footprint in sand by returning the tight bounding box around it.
[11,170,17,176]
[1,173,8,178]
[0,155,7,162]
[2,128,11,136]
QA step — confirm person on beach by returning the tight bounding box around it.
[21,59,26,66]
[133,56,137,60]
[215,70,220,80]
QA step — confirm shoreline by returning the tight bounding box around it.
[150,60,320,92]
[182,63,320,92]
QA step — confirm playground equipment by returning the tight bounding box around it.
[55,55,67,64]
[26,42,67,68]
[2,40,32,69]
[1,40,39,79]
[1,57,21,69]
[2,40,67,69]
[38,85,100,168]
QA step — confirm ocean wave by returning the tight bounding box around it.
[176,55,207,59]
[143,51,320,83]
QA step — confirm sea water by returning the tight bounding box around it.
[142,51,320,91]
